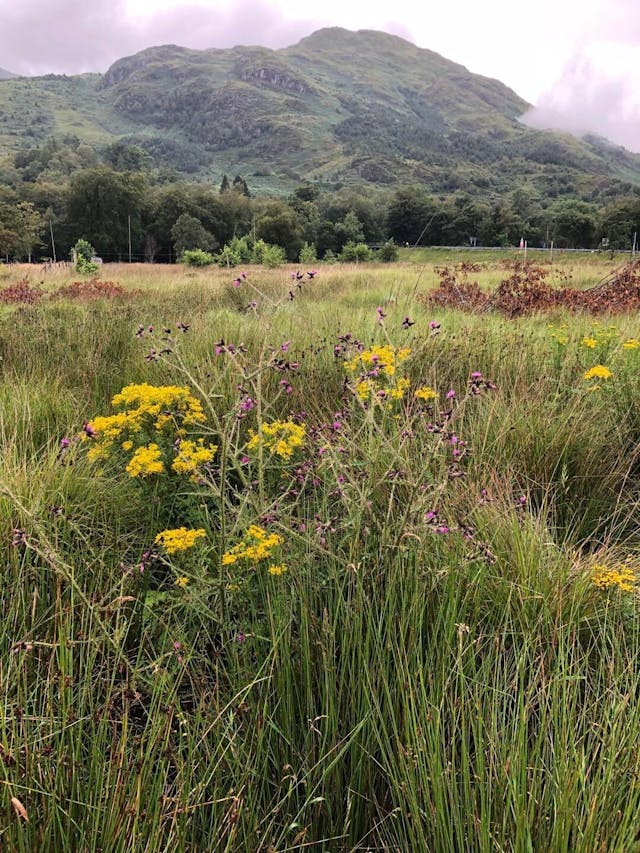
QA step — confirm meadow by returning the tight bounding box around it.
[2,254,640,851]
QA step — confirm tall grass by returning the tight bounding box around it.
[2,260,640,851]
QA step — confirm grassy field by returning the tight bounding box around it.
[3,256,640,851]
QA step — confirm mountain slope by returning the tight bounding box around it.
[0,68,17,79]
[1,28,640,198]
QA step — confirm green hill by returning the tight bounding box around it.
[1,28,640,198]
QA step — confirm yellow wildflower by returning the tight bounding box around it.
[592,563,635,592]
[155,527,206,555]
[175,576,189,588]
[414,386,438,401]
[623,339,640,350]
[171,439,217,477]
[584,365,613,381]
[268,563,287,576]
[125,443,164,477]
[581,337,598,349]
[355,379,375,401]
[389,378,410,400]
[247,420,305,459]
[222,525,284,567]
[345,345,411,377]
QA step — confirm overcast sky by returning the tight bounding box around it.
[1,0,639,150]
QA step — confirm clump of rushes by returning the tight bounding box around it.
[82,383,217,479]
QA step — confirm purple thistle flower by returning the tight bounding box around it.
[446,389,456,399]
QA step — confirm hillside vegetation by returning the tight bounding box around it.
[2,28,640,198]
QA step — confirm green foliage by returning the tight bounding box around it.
[251,238,286,267]
[339,241,372,262]
[180,248,215,266]
[72,237,99,273]
[256,201,304,260]
[0,192,44,260]
[376,238,399,262]
[171,213,216,255]
[232,174,250,197]
[299,241,317,263]
[67,167,146,258]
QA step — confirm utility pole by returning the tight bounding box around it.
[49,219,57,262]
[128,215,132,263]
[633,231,637,257]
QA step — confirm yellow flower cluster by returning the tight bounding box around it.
[111,383,206,428]
[267,563,287,576]
[155,527,206,555]
[355,379,376,401]
[581,337,598,349]
[623,339,640,350]
[584,365,613,381]
[171,439,217,477]
[126,443,164,477]
[84,383,213,479]
[344,345,411,377]
[389,378,410,400]
[222,524,283,566]
[414,385,438,401]
[592,563,635,592]
[247,420,306,459]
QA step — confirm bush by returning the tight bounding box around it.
[216,245,242,267]
[261,244,286,268]
[228,236,253,263]
[72,238,99,275]
[181,249,215,267]
[339,241,372,263]
[252,239,286,268]
[299,242,317,264]
[377,239,399,262]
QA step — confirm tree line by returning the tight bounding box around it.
[3,165,640,264]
